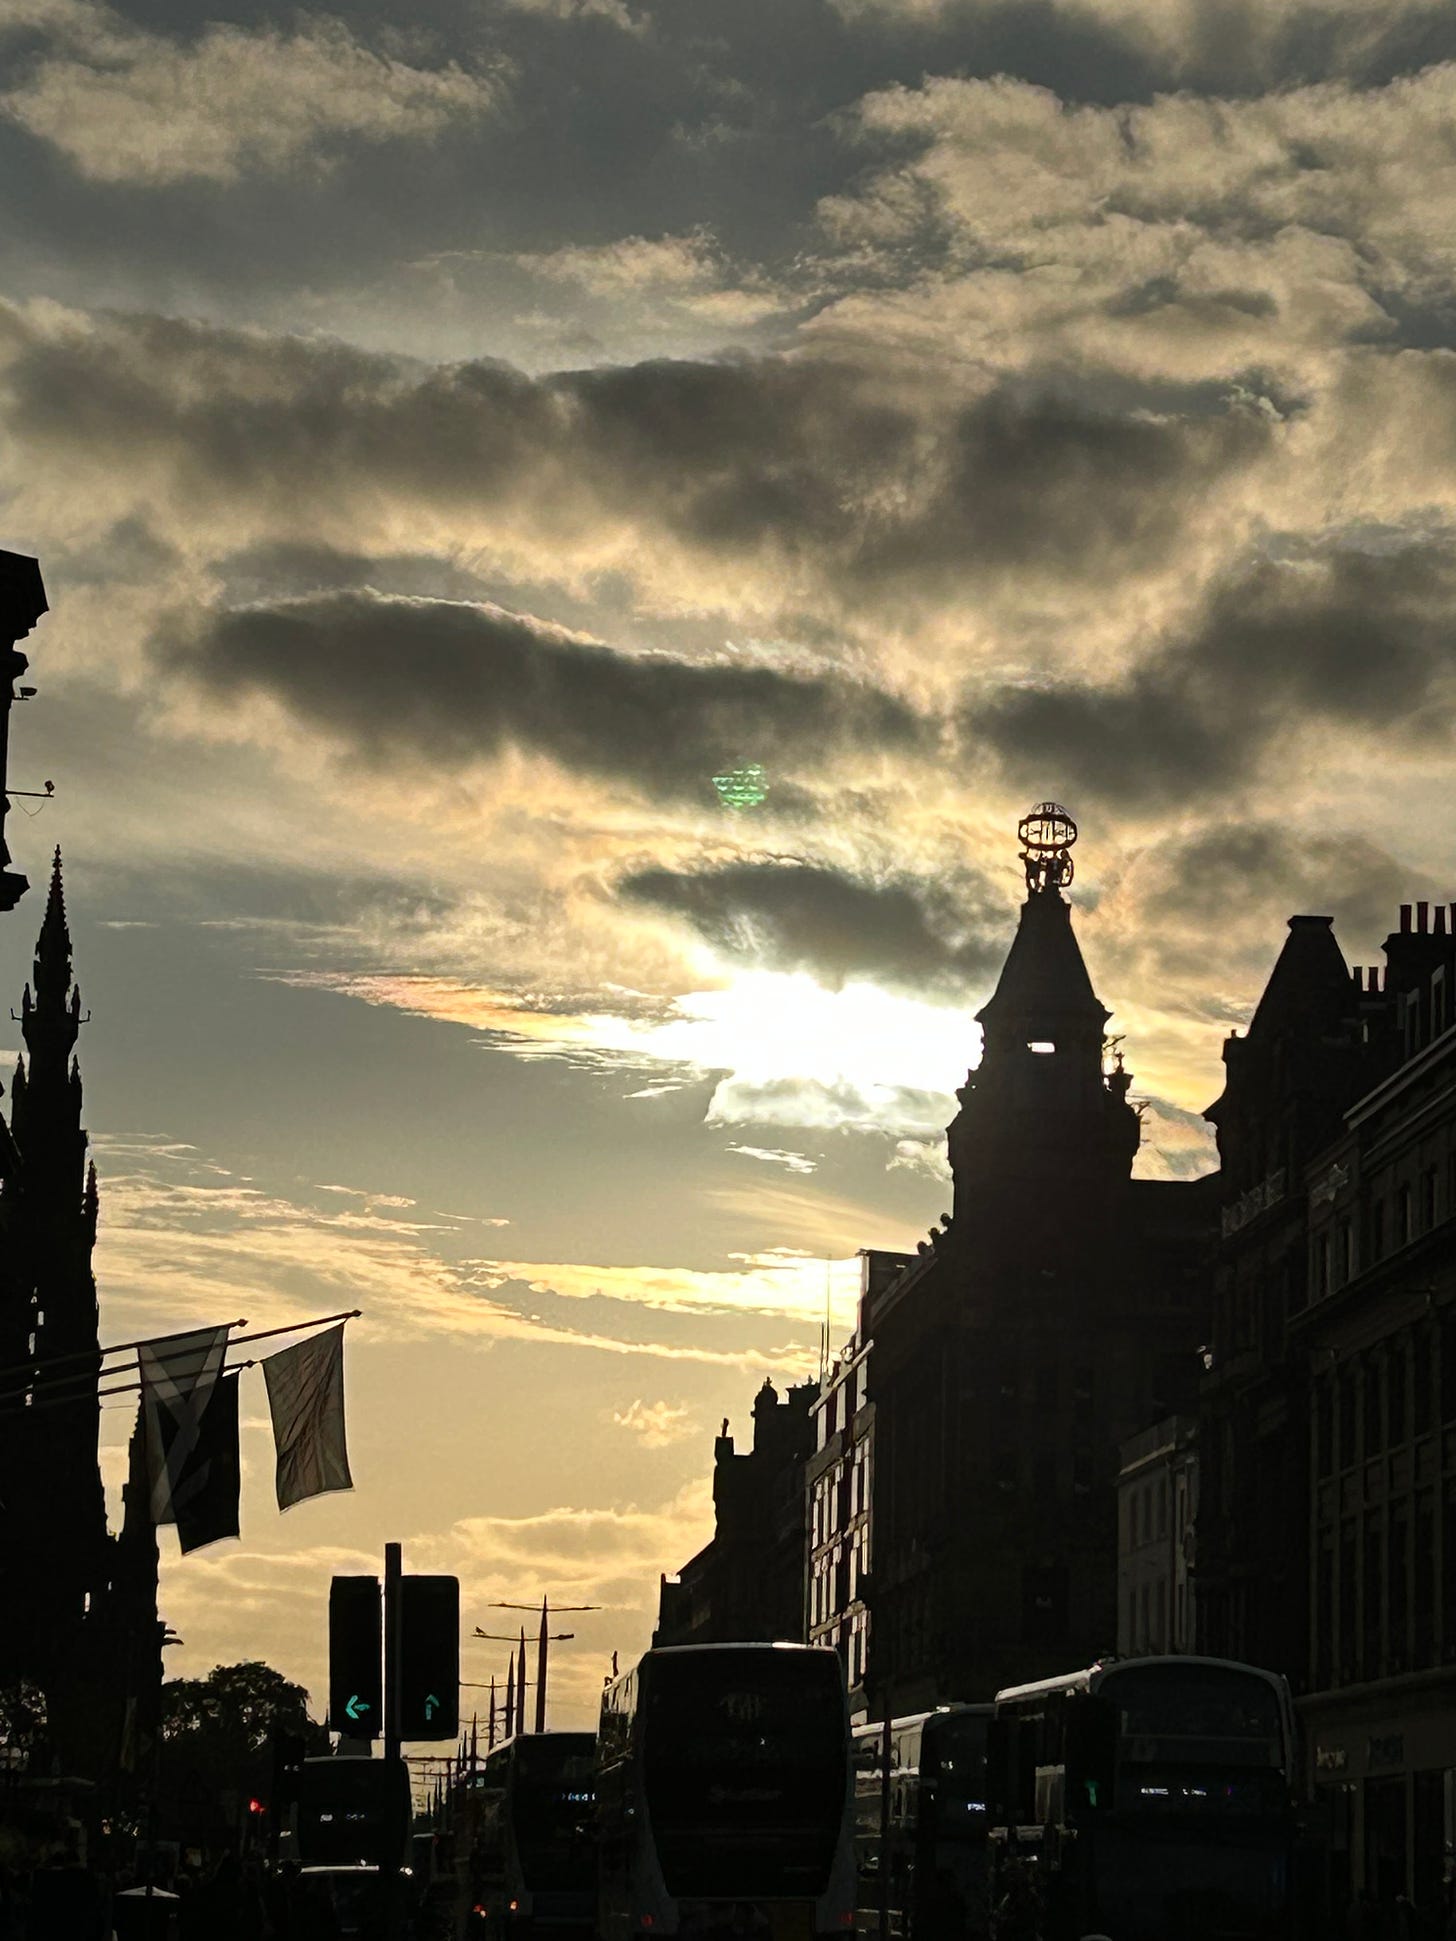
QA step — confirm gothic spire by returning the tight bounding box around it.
[20,847,82,1077]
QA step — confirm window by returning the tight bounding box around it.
[1399,1185,1414,1246]
[1388,1501,1409,1672]
[1316,1233,1331,1297]
[1443,1316,1456,1426]
[1316,1543,1334,1689]
[1340,1365,1358,1467]
[1339,1220,1354,1283]
[1364,1358,1384,1458]
[1317,1383,1334,1478]
[1414,1334,1433,1437]
[1371,1197,1387,1261]
[1389,1341,1408,1446]
[1415,1492,1435,1665]
[1339,1521,1357,1682]
[1363,1519,1384,1679]
[1423,1169,1438,1233]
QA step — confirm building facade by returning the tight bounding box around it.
[655,1376,818,1647]
[1287,901,1456,1910]
[804,1250,908,1718]
[1116,1414,1198,1657]
[866,808,1216,1714]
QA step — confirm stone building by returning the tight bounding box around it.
[655,1376,818,1647]
[1287,901,1456,1910]
[805,1250,908,1718]
[1116,1413,1198,1656]
[866,808,1216,1713]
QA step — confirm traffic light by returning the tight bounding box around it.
[399,1574,459,1739]
[329,1574,382,1739]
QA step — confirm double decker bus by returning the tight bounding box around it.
[459,1732,596,1939]
[851,1705,991,1940]
[597,1643,855,1941]
[987,1654,1299,1940]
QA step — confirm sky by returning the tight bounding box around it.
[3,0,1456,1747]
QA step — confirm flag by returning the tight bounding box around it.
[175,1372,241,1554]
[262,1322,353,1511]
[140,1326,229,1523]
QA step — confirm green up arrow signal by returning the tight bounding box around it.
[424,1694,439,1721]
[345,1695,371,1721]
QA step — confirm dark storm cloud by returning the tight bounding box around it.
[0,305,1273,603]
[974,539,1456,806]
[621,859,1003,992]
[155,589,929,802]
[1146,823,1451,951]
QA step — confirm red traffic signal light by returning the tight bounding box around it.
[248,1798,266,1816]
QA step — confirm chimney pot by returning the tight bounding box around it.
[1417,900,1430,932]
[1401,904,1412,934]
[1369,967,1380,994]
[1437,907,1448,937]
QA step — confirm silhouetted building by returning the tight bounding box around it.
[805,1251,908,1718]
[1116,1413,1198,1655]
[867,807,1216,1713]
[0,549,46,917]
[1195,912,1378,1685]
[0,854,162,1791]
[655,1377,818,1646]
[1285,901,1456,1910]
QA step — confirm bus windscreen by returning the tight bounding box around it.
[1100,1665,1285,1768]
[643,1652,846,1899]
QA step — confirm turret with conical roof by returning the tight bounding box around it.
[947,805,1139,1235]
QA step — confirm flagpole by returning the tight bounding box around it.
[0,1320,248,1387]
[0,1308,360,1404]
[0,1357,260,1418]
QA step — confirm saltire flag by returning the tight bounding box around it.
[175,1372,241,1554]
[139,1325,229,1524]
[262,1321,353,1511]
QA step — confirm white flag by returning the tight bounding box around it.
[139,1325,230,1524]
[263,1322,353,1511]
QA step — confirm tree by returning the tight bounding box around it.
[158,1661,328,1851]
[161,1660,315,1755]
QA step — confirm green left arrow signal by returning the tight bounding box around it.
[345,1695,371,1721]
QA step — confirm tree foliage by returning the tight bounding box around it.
[161,1660,314,1754]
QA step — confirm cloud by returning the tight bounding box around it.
[1,8,505,186]
[610,1399,697,1446]
[809,64,1456,389]
[726,1144,818,1174]
[973,535,1456,805]
[622,857,1002,992]
[0,302,1278,652]
[825,0,1456,91]
[155,589,928,804]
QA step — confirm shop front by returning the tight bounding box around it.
[1302,1672,1456,1917]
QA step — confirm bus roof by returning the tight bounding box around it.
[644,1641,834,1655]
[994,1654,1291,1708]
[851,1703,991,1739]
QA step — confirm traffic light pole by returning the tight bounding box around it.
[383,1542,403,1940]
[384,1541,402,1764]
